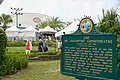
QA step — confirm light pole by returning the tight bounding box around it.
[11,7,23,28]
[0,0,4,4]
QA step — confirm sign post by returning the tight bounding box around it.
[60,17,118,80]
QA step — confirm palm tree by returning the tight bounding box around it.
[0,14,13,31]
[38,21,49,29]
[97,8,120,33]
[48,17,64,30]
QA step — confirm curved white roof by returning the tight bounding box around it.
[39,29,44,32]
[55,21,79,37]
[6,26,21,32]
[12,13,52,28]
[22,25,38,32]
[40,26,57,33]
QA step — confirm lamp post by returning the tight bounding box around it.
[0,0,4,4]
[11,7,23,28]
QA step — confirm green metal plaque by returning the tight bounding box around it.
[60,18,118,80]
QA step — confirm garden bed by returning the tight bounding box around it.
[7,41,56,47]
[28,54,61,61]
[6,49,61,61]
[0,54,28,76]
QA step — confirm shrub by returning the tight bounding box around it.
[6,51,25,55]
[117,35,120,61]
[7,42,25,47]
[0,28,7,65]
[6,50,58,57]
[47,41,56,46]
[7,41,56,47]
[32,41,56,46]
[42,51,58,55]
[29,51,58,57]
[0,54,28,76]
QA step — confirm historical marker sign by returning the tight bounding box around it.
[60,18,118,80]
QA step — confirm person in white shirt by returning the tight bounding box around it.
[48,36,51,41]
[57,41,61,52]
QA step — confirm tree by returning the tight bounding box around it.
[0,14,13,31]
[38,21,49,29]
[48,17,64,30]
[97,8,120,62]
[96,8,120,33]
[0,29,7,76]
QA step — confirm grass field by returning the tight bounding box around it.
[2,47,72,80]
[7,47,56,52]
[2,61,75,80]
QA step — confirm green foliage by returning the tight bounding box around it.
[46,40,56,46]
[0,28,7,63]
[42,51,58,55]
[0,54,28,76]
[32,41,39,46]
[29,51,58,57]
[38,21,49,29]
[0,14,13,31]
[106,25,120,33]
[7,51,25,55]
[97,8,120,62]
[6,50,58,57]
[7,41,56,47]
[38,16,64,30]
[0,28,28,76]
[117,35,120,61]
[32,41,56,47]
[48,17,64,30]
[96,8,120,33]
[7,42,25,47]
[1,61,73,80]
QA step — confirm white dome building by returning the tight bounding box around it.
[11,13,51,28]
[6,13,52,41]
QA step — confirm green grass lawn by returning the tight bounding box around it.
[7,46,56,52]
[2,61,75,80]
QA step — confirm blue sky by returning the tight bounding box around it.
[0,0,119,23]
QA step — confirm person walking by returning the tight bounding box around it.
[25,40,30,54]
[43,39,48,52]
[29,40,32,51]
[57,41,61,52]
[38,39,43,52]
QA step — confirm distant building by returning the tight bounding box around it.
[9,13,51,28]
[5,13,52,41]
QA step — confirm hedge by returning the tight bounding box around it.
[6,50,58,57]
[7,42,25,47]
[117,35,120,61]
[0,28,7,63]
[29,51,58,57]
[7,41,56,47]
[28,54,61,61]
[0,54,28,76]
